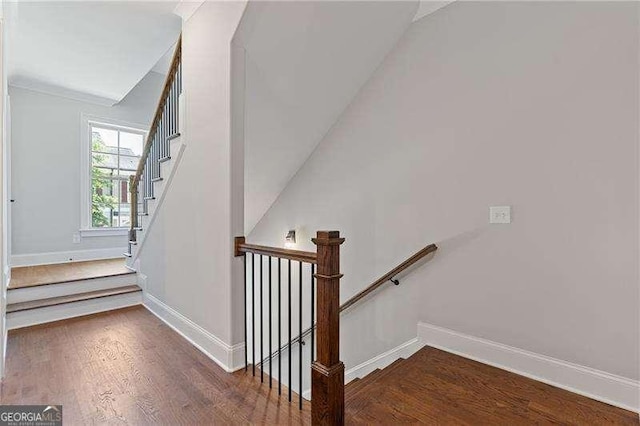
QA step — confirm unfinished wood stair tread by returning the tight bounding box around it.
[7,285,141,313]
[9,258,134,289]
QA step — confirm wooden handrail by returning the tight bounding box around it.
[340,243,437,312]
[258,243,438,366]
[236,242,317,264]
[132,36,182,189]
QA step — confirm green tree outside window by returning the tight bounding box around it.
[92,133,117,227]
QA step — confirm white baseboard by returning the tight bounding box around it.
[418,322,640,413]
[11,247,127,267]
[143,292,245,373]
[345,337,425,385]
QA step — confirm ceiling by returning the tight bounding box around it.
[6,1,182,106]
[237,1,422,233]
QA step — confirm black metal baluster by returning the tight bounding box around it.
[162,101,167,158]
[158,113,162,161]
[311,263,315,363]
[288,259,292,402]
[153,131,157,179]
[299,261,303,410]
[278,258,282,395]
[168,82,173,141]
[170,78,174,137]
[176,63,182,132]
[269,256,273,388]
[155,132,159,180]
[244,253,248,371]
[252,253,255,376]
[260,254,264,383]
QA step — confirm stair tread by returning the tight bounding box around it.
[9,258,135,289]
[7,285,141,313]
[346,369,382,396]
[345,377,368,394]
[346,358,407,401]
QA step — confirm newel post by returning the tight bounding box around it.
[312,230,345,425]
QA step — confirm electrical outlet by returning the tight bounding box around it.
[72,233,81,244]
[490,206,511,224]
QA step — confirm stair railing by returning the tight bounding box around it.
[235,233,437,425]
[235,231,346,424]
[262,243,438,363]
[127,36,182,255]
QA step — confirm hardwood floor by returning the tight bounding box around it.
[345,347,639,425]
[10,259,133,289]
[1,306,310,425]
[1,306,637,425]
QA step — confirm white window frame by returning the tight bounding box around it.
[80,114,148,237]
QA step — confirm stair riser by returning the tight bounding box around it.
[7,274,137,304]
[7,291,143,330]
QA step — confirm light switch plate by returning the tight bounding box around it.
[490,206,511,224]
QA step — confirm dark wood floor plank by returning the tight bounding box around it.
[1,306,310,425]
[2,307,636,425]
[346,345,638,425]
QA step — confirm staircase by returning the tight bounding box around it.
[125,131,183,263]
[125,37,182,262]
[6,259,141,329]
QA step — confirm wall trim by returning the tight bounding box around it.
[11,247,127,267]
[9,80,118,107]
[143,292,245,373]
[418,322,640,413]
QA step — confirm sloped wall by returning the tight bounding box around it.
[249,1,639,382]
[237,1,419,233]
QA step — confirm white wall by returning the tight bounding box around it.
[0,10,7,377]
[10,71,164,260]
[249,1,640,383]
[137,1,247,364]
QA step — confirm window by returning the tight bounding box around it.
[83,119,146,233]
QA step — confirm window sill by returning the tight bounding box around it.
[79,228,129,237]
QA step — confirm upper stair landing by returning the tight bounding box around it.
[7,259,141,329]
[10,258,133,289]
